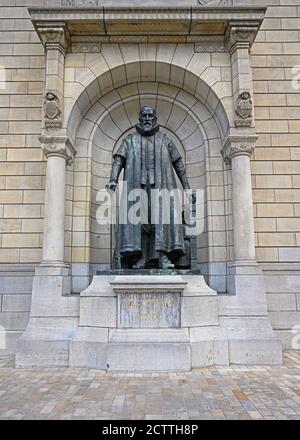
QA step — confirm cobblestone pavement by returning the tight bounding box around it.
[0,352,299,420]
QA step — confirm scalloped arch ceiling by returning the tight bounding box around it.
[67,61,229,144]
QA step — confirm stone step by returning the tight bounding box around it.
[109,328,189,343]
[107,329,191,372]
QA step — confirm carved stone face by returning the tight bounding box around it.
[46,92,55,101]
[139,106,157,134]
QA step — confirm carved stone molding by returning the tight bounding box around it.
[194,36,225,53]
[44,92,62,129]
[36,22,70,54]
[198,0,233,5]
[70,42,101,53]
[221,135,258,162]
[225,21,261,55]
[40,136,76,166]
[29,7,266,43]
[61,0,99,5]
[235,92,253,128]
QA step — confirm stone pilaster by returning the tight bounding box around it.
[226,21,260,129]
[39,136,75,267]
[16,134,78,368]
[36,23,73,267]
[36,22,69,130]
[220,134,282,364]
[34,21,72,267]
[222,135,257,263]
[15,21,77,369]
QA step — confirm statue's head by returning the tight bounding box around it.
[137,105,158,136]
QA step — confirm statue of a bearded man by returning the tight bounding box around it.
[107,105,192,270]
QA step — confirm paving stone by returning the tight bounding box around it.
[0,352,299,419]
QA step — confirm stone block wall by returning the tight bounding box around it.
[0,1,46,352]
[0,0,299,352]
[250,2,300,347]
[0,2,45,269]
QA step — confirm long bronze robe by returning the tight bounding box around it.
[114,130,185,260]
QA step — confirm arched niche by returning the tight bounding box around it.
[67,69,230,294]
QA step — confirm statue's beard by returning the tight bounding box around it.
[136,123,159,137]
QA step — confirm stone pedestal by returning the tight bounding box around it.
[70,274,222,371]
[17,271,282,370]
[70,275,190,371]
[109,276,189,371]
[70,272,283,370]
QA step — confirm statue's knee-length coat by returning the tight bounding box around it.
[114,131,185,259]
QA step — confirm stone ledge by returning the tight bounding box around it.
[0,264,36,277]
[109,328,189,343]
[261,262,300,274]
[29,6,266,44]
[110,275,187,294]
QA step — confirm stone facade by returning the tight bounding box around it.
[0,0,299,359]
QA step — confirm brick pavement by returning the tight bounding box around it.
[0,352,299,420]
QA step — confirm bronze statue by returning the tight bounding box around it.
[106,105,192,270]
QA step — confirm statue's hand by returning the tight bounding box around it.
[106,180,118,192]
[184,188,196,204]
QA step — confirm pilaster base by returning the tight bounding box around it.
[16,317,78,368]
[215,261,283,365]
[219,261,269,316]
[190,319,282,367]
[16,265,79,368]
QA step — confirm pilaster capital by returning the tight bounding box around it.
[39,135,76,166]
[221,135,258,162]
[225,21,260,55]
[36,22,70,55]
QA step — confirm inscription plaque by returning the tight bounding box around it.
[118,293,181,329]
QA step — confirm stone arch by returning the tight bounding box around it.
[65,57,231,145]
[68,60,230,294]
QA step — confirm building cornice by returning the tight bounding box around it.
[29,6,266,45]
